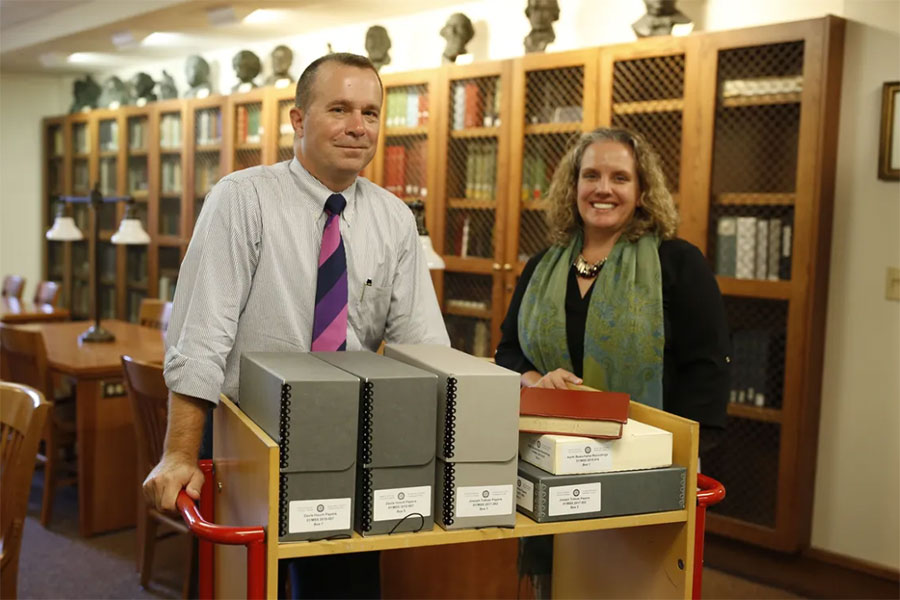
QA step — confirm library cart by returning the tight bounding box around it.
[179,395,724,599]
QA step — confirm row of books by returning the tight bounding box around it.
[461,141,498,202]
[99,159,117,195]
[196,109,222,146]
[99,121,119,152]
[158,210,181,237]
[195,162,220,196]
[71,281,90,317]
[448,213,494,259]
[72,125,90,153]
[451,79,501,130]
[73,161,90,192]
[158,275,177,301]
[98,286,117,319]
[385,88,429,128]
[98,244,117,280]
[383,142,427,198]
[715,215,792,280]
[721,75,803,98]
[128,163,148,193]
[160,114,182,149]
[520,151,550,203]
[128,119,148,151]
[126,247,148,281]
[160,158,183,195]
[50,128,64,156]
[730,328,783,408]
[446,316,491,358]
[127,291,146,323]
[235,105,262,144]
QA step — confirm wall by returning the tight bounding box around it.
[0,0,897,571]
[0,74,71,293]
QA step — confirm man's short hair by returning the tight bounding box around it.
[294,52,383,110]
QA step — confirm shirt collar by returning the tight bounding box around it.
[289,157,358,225]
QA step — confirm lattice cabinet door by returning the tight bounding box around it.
[186,96,224,237]
[97,109,129,320]
[43,117,71,310]
[435,60,512,356]
[273,87,297,165]
[697,18,844,552]
[373,70,440,227]
[149,99,186,302]
[225,89,270,175]
[599,37,702,243]
[122,106,151,321]
[503,49,600,312]
[66,113,94,319]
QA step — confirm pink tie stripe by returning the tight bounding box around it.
[311,194,348,352]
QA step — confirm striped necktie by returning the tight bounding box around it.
[311,193,348,351]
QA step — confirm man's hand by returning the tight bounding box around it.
[523,368,583,389]
[143,452,204,511]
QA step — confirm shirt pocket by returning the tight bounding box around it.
[356,284,392,345]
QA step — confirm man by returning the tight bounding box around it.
[144,52,449,597]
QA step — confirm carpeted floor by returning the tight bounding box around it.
[15,469,801,599]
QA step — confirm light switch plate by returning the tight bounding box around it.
[887,267,900,301]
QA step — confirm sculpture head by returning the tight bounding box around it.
[185,55,210,87]
[525,0,560,30]
[440,13,475,62]
[271,45,293,76]
[233,50,261,83]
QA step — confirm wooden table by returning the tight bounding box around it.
[19,319,164,536]
[212,396,699,598]
[1,298,70,323]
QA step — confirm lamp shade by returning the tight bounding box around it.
[111,218,151,245]
[419,234,445,270]
[46,216,84,241]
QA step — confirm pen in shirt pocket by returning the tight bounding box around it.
[359,278,373,301]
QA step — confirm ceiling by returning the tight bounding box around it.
[0,0,463,74]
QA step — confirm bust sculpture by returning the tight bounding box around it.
[184,55,212,99]
[130,72,157,106]
[524,0,560,53]
[365,26,392,72]
[69,74,101,113]
[440,13,474,63]
[98,76,132,109]
[632,0,692,37]
[158,70,178,100]
[232,50,261,93]
[265,45,294,86]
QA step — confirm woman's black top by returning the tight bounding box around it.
[495,238,731,435]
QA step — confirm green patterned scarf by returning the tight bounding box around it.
[518,233,664,409]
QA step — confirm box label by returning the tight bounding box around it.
[548,483,601,516]
[516,477,534,512]
[559,441,612,473]
[288,497,352,533]
[455,485,513,518]
[373,485,432,521]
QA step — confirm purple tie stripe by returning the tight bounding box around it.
[311,194,348,352]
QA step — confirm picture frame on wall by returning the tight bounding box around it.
[878,81,899,181]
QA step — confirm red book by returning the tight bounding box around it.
[463,82,483,129]
[519,387,630,439]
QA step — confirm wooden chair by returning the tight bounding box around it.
[0,382,51,600]
[0,324,77,527]
[121,355,193,597]
[138,299,173,331]
[2,275,25,299]
[32,281,61,307]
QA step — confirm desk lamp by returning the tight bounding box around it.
[46,183,150,342]
[407,199,445,270]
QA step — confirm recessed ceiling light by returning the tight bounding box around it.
[206,5,237,26]
[243,9,289,25]
[111,30,138,49]
[39,52,68,67]
[67,52,130,66]
[141,32,189,46]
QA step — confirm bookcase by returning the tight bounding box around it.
[40,16,842,553]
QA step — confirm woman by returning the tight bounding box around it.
[498,127,730,599]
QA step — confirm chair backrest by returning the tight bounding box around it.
[138,299,173,331]
[0,382,51,600]
[121,355,169,478]
[32,280,61,306]
[2,275,25,299]
[0,324,54,400]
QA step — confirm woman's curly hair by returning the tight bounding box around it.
[543,127,678,246]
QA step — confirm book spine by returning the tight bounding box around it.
[755,218,769,280]
[735,216,757,279]
[716,216,737,276]
[767,218,782,281]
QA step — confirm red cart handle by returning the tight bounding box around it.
[177,460,267,599]
[696,473,726,507]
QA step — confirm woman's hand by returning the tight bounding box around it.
[523,369,583,389]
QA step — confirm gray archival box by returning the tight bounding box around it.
[314,351,438,536]
[516,461,686,523]
[384,344,520,530]
[239,352,359,542]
